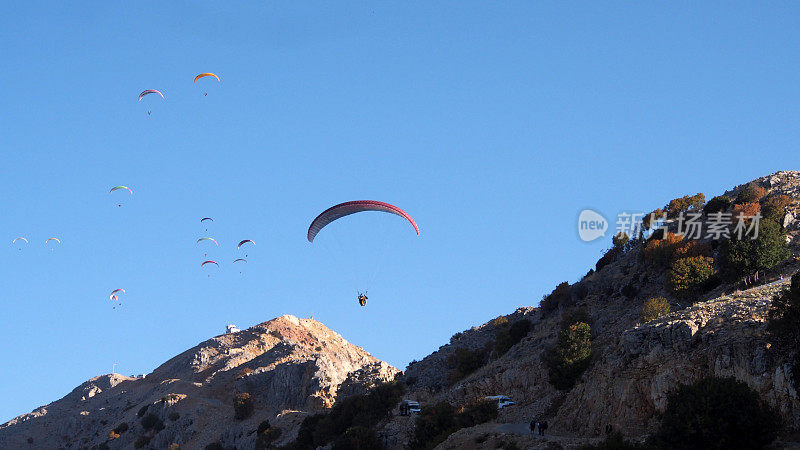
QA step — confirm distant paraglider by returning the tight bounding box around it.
[110,186,133,206]
[45,237,60,251]
[237,239,254,257]
[138,89,164,115]
[12,237,27,250]
[110,289,125,309]
[201,260,219,277]
[194,73,220,96]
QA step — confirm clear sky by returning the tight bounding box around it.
[1,2,798,422]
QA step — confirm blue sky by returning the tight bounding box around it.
[1,2,798,422]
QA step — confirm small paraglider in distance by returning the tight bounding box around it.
[233,258,247,274]
[194,73,221,97]
[45,237,60,251]
[138,89,164,116]
[110,289,125,309]
[238,239,255,257]
[358,291,368,307]
[201,217,213,231]
[109,186,133,207]
[201,260,219,278]
[12,237,28,250]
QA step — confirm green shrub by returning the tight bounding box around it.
[666,256,716,299]
[136,404,149,418]
[547,322,592,390]
[331,426,381,450]
[704,196,732,216]
[161,393,181,403]
[735,182,768,204]
[449,332,463,344]
[234,392,254,420]
[612,232,630,248]
[113,422,129,434]
[447,348,487,384]
[455,399,498,428]
[490,316,509,327]
[411,400,497,449]
[720,220,789,280]
[761,194,792,224]
[285,381,405,448]
[494,320,532,356]
[168,412,180,422]
[641,297,670,322]
[134,435,151,449]
[649,377,780,449]
[540,282,572,316]
[141,413,162,431]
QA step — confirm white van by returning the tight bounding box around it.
[482,395,515,410]
[399,400,422,416]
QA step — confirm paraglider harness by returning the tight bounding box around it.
[358,291,368,307]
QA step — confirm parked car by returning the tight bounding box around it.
[482,395,515,409]
[399,400,422,416]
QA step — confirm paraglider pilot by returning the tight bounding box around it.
[358,291,368,307]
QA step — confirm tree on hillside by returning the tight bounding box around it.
[547,321,592,390]
[767,272,800,387]
[666,256,716,299]
[649,377,780,449]
[720,220,789,280]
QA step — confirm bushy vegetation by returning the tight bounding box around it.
[168,412,180,422]
[134,435,152,449]
[283,381,405,449]
[113,422,129,434]
[411,400,498,449]
[642,232,684,267]
[255,425,282,450]
[204,443,223,450]
[612,232,630,248]
[169,444,181,450]
[642,208,664,230]
[489,316,509,327]
[768,272,800,387]
[540,281,573,316]
[672,239,712,261]
[666,193,705,219]
[641,297,670,322]
[331,426,380,450]
[447,347,488,384]
[649,377,780,449]
[735,182,768,204]
[720,219,789,280]
[761,194,792,224]
[547,321,592,390]
[731,202,761,220]
[666,256,716,299]
[234,392,255,420]
[595,246,621,272]
[141,413,164,432]
[137,404,149,418]
[704,195,732,216]
[494,319,532,356]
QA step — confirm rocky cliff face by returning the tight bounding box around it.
[0,315,398,449]
[391,171,800,448]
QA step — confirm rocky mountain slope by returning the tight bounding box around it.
[388,171,800,448]
[0,315,398,449]
[4,171,800,450]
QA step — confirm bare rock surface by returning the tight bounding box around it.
[0,315,398,449]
